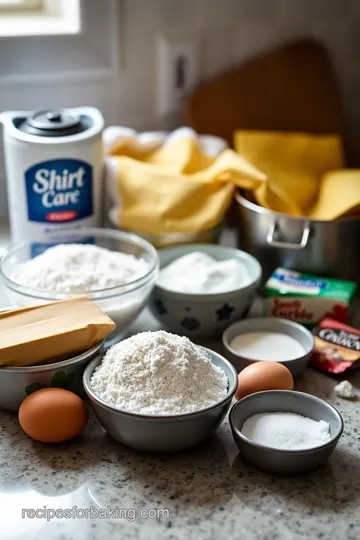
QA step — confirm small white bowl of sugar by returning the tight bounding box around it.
[229,390,344,475]
[223,317,314,376]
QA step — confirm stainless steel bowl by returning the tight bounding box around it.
[0,341,103,411]
[83,347,238,452]
[222,317,314,376]
[229,390,343,475]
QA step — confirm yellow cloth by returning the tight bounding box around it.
[112,137,266,235]
[309,170,360,220]
[234,131,345,217]
[109,130,359,237]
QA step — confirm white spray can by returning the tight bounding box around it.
[0,107,104,243]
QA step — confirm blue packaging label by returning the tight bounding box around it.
[272,271,327,290]
[25,158,93,223]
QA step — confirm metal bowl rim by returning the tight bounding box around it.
[229,389,344,454]
[83,346,238,420]
[236,190,360,224]
[0,340,104,373]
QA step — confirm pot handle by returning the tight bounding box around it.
[266,222,310,250]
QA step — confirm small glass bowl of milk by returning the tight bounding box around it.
[222,317,314,376]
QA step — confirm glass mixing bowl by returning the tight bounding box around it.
[0,228,159,346]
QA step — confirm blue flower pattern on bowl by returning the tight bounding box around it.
[154,300,240,332]
[181,316,201,332]
[215,303,235,321]
[153,298,168,316]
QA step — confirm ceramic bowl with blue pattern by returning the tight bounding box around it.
[149,244,261,338]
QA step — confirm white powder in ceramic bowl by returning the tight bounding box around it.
[158,251,251,294]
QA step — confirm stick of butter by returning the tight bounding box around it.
[0,297,116,367]
[264,268,357,328]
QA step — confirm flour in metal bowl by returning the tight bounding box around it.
[90,331,228,415]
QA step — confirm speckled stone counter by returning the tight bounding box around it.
[1,306,360,540]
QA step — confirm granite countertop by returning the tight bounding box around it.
[0,223,360,539]
[1,307,360,540]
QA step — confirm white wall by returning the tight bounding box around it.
[119,0,360,135]
[0,0,359,216]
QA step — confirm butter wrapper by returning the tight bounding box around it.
[264,268,357,328]
[0,296,116,367]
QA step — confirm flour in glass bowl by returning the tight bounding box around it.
[10,243,151,337]
[11,244,149,292]
[90,331,229,415]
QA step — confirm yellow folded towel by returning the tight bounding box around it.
[309,170,360,220]
[107,128,357,238]
[234,131,345,217]
[111,136,266,235]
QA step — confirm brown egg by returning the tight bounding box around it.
[19,388,88,443]
[235,361,294,400]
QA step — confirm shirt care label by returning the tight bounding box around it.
[25,158,93,223]
[264,268,357,327]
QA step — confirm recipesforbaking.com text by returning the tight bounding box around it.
[21,506,170,522]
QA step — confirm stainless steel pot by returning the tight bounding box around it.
[235,191,360,284]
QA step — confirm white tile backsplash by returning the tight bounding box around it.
[111,0,360,177]
[198,0,239,28]
[115,71,156,125]
[277,0,350,21]
[120,0,360,153]
[234,21,301,63]
[124,0,163,31]
[236,0,278,20]
[123,27,156,73]
[202,28,237,78]
[160,0,201,29]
